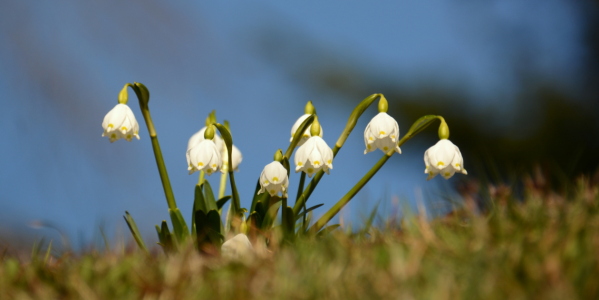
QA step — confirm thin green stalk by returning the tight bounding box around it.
[219,172,228,199]
[310,153,392,233]
[198,171,205,185]
[134,87,178,212]
[296,172,307,229]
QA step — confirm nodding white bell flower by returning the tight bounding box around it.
[364,112,401,155]
[258,161,289,197]
[101,104,140,142]
[290,114,323,147]
[294,136,333,178]
[423,139,467,180]
[222,144,243,172]
[221,233,254,261]
[187,127,224,153]
[186,139,222,175]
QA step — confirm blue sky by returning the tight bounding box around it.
[0,1,588,249]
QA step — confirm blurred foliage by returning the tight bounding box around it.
[1,175,598,299]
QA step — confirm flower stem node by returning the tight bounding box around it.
[258,161,289,197]
[186,139,223,176]
[364,112,401,155]
[101,104,140,142]
[290,114,323,147]
[424,139,467,180]
[294,136,334,178]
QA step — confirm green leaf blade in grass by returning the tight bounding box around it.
[123,211,148,253]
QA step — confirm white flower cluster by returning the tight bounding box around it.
[186,127,243,175]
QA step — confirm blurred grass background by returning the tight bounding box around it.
[1,175,597,299]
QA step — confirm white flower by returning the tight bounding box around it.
[101,104,140,142]
[221,233,254,261]
[364,112,401,154]
[222,144,243,172]
[294,136,333,177]
[186,139,222,175]
[258,161,289,197]
[187,127,224,153]
[423,139,467,180]
[290,114,323,147]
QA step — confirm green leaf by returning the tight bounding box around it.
[283,206,295,238]
[317,224,341,237]
[123,211,148,253]
[295,203,324,221]
[262,199,282,230]
[251,180,270,213]
[216,196,232,210]
[169,208,190,243]
[156,221,175,254]
[202,180,217,209]
[195,210,224,251]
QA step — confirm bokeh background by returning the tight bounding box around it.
[1,1,598,252]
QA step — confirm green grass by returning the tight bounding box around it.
[2,176,598,299]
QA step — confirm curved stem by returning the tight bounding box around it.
[309,113,440,233]
[292,93,382,215]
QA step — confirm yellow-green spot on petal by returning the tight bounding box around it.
[314,161,320,165]
[368,137,374,141]
[298,162,303,167]
[307,168,314,173]
[207,169,212,174]
[444,172,450,177]
[212,164,217,168]
[110,133,116,139]
[379,131,385,135]
[270,190,275,194]
[327,159,332,164]
[121,126,127,131]
[272,177,279,183]
[198,162,204,167]
[391,135,396,139]
[108,124,114,129]
[383,147,388,151]
[455,163,461,167]
[437,161,445,166]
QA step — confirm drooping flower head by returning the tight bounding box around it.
[364,96,401,154]
[186,125,223,175]
[424,139,467,180]
[258,157,289,197]
[424,118,466,180]
[221,233,254,261]
[290,101,323,147]
[102,85,141,142]
[294,117,333,177]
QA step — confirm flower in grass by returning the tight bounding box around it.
[221,233,254,261]
[423,139,467,180]
[258,161,289,197]
[101,104,140,142]
[363,112,401,155]
[187,139,222,175]
[222,144,243,172]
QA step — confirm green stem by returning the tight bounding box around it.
[219,172,228,199]
[309,130,417,233]
[198,171,205,185]
[136,95,178,212]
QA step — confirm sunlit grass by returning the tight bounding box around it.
[1,176,598,299]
